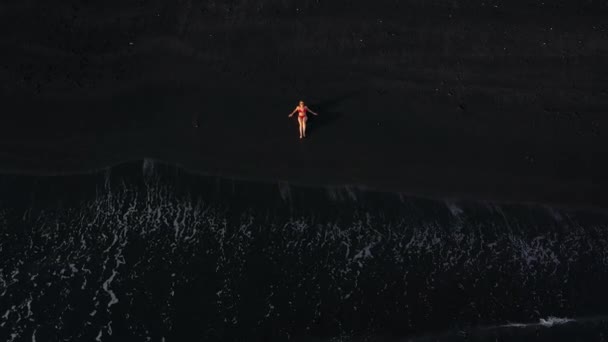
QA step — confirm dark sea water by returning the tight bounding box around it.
[1,160,608,341]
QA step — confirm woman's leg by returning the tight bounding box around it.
[298,117,304,138]
[302,116,307,137]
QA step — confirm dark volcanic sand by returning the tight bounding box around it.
[1,1,608,209]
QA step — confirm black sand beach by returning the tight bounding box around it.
[1,0,608,210]
[2,2,608,340]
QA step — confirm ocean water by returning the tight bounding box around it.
[1,161,608,341]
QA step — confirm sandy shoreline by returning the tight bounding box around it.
[2,76,608,211]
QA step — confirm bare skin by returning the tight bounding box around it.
[288,101,318,139]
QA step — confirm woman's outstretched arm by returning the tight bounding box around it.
[288,107,297,117]
[306,107,319,115]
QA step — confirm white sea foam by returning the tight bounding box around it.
[445,201,464,217]
[497,316,575,329]
[142,159,155,178]
[539,316,574,327]
[102,270,119,308]
[278,181,292,202]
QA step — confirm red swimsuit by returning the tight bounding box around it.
[297,106,307,118]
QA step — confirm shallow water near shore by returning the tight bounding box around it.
[1,161,608,341]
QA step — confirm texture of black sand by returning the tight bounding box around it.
[1,1,608,209]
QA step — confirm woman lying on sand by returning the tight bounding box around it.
[288,100,318,139]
